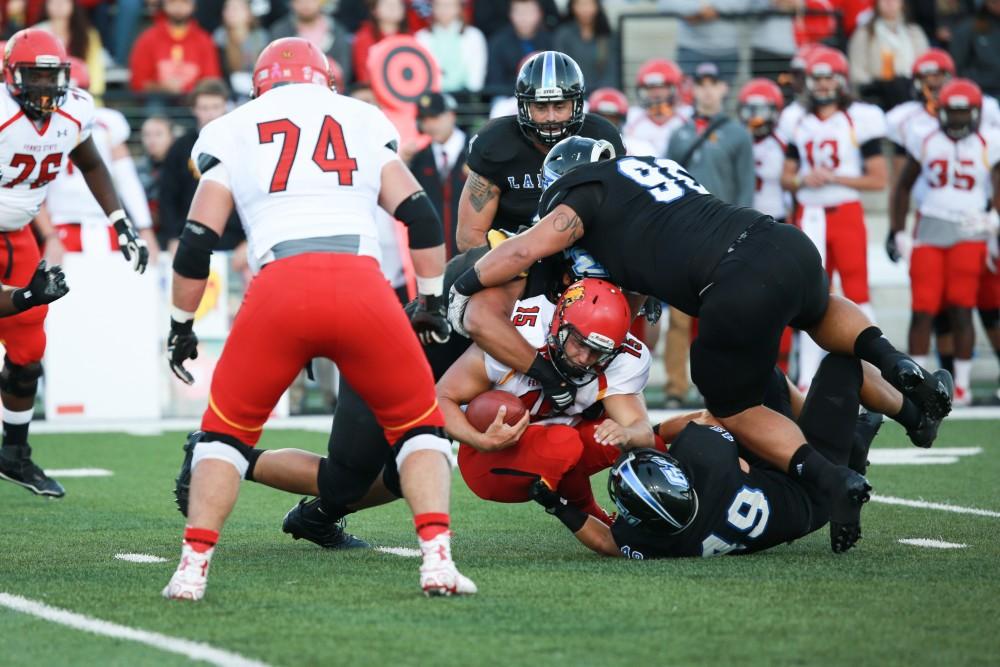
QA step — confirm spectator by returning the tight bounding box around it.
[933,0,976,47]
[159,79,245,252]
[35,0,106,100]
[415,0,487,93]
[554,0,619,89]
[1,0,37,37]
[137,116,175,248]
[213,0,270,100]
[748,0,797,81]
[848,0,929,109]
[661,0,750,84]
[950,0,1000,98]
[129,0,222,95]
[352,0,409,85]
[270,0,353,84]
[474,0,560,38]
[485,0,553,96]
[410,92,467,257]
[86,0,143,65]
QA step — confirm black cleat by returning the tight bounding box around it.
[905,370,954,449]
[173,432,201,517]
[0,445,65,498]
[282,497,369,549]
[888,359,952,421]
[849,411,883,475]
[828,466,872,554]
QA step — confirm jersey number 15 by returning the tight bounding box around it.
[257,116,359,193]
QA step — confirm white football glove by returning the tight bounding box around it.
[447,285,471,339]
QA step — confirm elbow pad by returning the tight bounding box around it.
[172,220,220,279]
[394,191,443,249]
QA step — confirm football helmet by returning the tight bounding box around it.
[67,56,90,90]
[547,278,631,386]
[515,51,586,146]
[252,37,331,98]
[912,48,955,105]
[738,78,783,138]
[587,87,629,125]
[635,58,681,113]
[4,29,70,119]
[541,135,615,190]
[937,79,982,141]
[608,448,698,534]
[804,46,849,106]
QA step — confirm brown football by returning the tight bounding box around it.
[465,390,527,433]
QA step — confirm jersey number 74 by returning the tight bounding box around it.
[257,116,359,193]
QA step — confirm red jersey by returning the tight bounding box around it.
[128,18,221,93]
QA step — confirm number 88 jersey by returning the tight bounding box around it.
[191,83,401,272]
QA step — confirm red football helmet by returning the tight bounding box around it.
[790,43,823,72]
[67,56,89,90]
[4,29,70,119]
[548,278,633,386]
[635,58,681,112]
[588,87,629,122]
[252,37,331,98]
[804,46,848,106]
[938,79,982,141]
[912,48,955,104]
[738,78,783,138]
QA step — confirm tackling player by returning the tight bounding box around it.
[448,136,952,554]
[0,30,148,499]
[890,79,1000,406]
[162,38,473,600]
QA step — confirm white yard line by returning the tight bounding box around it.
[871,494,1000,518]
[375,546,421,558]
[45,469,113,477]
[0,593,270,667]
[898,538,968,549]
[114,553,168,563]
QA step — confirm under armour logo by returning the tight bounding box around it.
[57,129,67,137]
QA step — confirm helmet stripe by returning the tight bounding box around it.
[541,52,556,93]
[618,459,684,529]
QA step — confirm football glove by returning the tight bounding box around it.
[411,293,451,345]
[167,318,198,385]
[447,285,471,338]
[885,230,910,264]
[988,232,999,274]
[11,260,69,311]
[526,353,576,412]
[113,216,150,274]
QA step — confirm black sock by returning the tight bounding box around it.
[892,396,923,431]
[2,421,29,449]
[938,354,954,375]
[789,444,839,494]
[854,326,908,377]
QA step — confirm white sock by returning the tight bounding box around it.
[2,407,33,425]
[954,359,972,392]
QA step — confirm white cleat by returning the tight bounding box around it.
[162,545,212,601]
[418,531,477,597]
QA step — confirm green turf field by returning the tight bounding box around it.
[2,419,998,667]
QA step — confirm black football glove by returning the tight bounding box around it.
[167,318,199,385]
[113,217,150,274]
[411,293,451,345]
[526,353,576,412]
[885,229,901,263]
[639,297,662,325]
[529,478,567,514]
[11,260,69,311]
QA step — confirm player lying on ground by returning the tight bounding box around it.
[448,135,953,553]
[528,355,950,558]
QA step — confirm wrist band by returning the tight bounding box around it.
[108,209,127,225]
[416,274,444,297]
[171,306,196,323]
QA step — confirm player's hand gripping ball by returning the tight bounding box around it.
[465,390,527,433]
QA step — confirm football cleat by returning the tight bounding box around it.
[906,370,954,448]
[828,466,872,554]
[162,544,212,601]
[849,411,883,475]
[887,359,952,421]
[173,432,201,517]
[0,445,64,497]
[418,531,477,597]
[282,498,369,549]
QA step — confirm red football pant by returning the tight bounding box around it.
[978,263,1000,312]
[201,254,444,446]
[795,200,869,304]
[0,226,47,365]
[910,242,986,313]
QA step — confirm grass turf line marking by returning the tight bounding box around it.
[871,494,1000,518]
[867,447,982,465]
[45,468,113,477]
[114,553,168,563]
[898,538,968,549]
[376,547,421,558]
[0,593,270,667]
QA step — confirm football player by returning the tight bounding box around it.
[587,87,657,157]
[739,78,788,223]
[162,38,473,600]
[438,278,652,523]
[890,79,1000,406]
[623,58,689,159]
[447,136,953,554]
[0,30,147,499]
[455,51,625,252]
[780,46,888,392]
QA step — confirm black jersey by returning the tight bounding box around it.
[538,156,768,315]
[467,113,626,234]
[610,423,819,559]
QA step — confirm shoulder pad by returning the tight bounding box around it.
[469,117,524,166]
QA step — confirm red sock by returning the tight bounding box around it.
[183,526,219,554]
[414,512,449,541]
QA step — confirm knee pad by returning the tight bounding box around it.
[394,426,453,471]
[0,357,42,398]
[190,431,262,480]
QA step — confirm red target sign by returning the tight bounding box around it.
[368,36,441,111]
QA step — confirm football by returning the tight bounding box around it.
[465,390,527,432]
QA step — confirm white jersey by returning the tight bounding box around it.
[753,132,788,219]
[790,102,887,207]
[624,106,690,158]
[0,86,94,230]
[483,295,651,427]
[775,100,805,144]
[192,84,400,272]
[905,126,1000,245]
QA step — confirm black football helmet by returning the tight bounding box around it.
[515,51,586,146]
[608,449,698,534]
[541,136,615,191]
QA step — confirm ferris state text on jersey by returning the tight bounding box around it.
[466,113,626,234]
